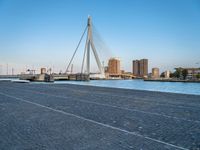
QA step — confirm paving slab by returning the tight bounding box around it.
[0,82,200,150]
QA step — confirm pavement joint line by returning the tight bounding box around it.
[0,92,189,150]
[4,86,200,124]
[12,84,200,110]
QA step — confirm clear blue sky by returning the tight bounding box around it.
[0,0,200,74]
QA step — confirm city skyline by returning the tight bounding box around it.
[0,0,200,74]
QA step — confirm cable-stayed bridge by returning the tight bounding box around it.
[64,16,107,80]
[3,17,109,82]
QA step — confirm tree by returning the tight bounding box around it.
[196,74,200,79]
[160,72,165,78]
[182,69,188,80]
[173,68,182,78]
[170,73,174,78]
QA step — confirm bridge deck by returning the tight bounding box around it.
[0,82,199,150]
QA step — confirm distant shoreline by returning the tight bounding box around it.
[144,78,200,83]
[1,75,200,83]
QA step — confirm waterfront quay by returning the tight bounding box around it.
[0,82,200,150]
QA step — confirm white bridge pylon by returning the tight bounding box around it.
[85,16,105,77]
[66,16,105,79]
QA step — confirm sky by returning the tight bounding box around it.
[0,0,200,74]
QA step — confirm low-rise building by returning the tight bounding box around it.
[175,67,200,79]
[185,68,200,79]
[164,70,170,78]
[152,68,159,78]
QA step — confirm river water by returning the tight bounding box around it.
[1,78,200,95]
[55,79,200,95]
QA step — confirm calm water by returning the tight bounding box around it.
[55,79,200,95]
[1,78,200,95]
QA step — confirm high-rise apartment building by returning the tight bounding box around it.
[139,59,148,77]
[132,59,148,77]
[108,58,121,75]
[132,60,140,76]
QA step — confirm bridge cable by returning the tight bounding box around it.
[65,25,88,73]
[81,37,88,74]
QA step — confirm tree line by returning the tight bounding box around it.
[160,68,200,80]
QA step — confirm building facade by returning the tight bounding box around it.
[108,58,121,75]
[164,70,170,78]
[132,60,140,76]
[183,68,200,79]
[140,59,148,77]
[152,68,159,78]
[132,59,148,77]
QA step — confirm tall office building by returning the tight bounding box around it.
[132,59,148,77]
[132,60,140,76]
[139,59,148,77]
[152,68,159,78]
[108,58,121,75]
